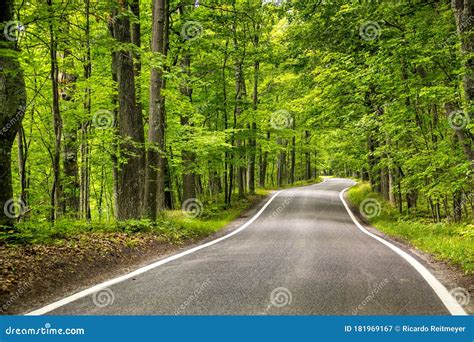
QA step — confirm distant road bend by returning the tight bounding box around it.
[29,178,466,315]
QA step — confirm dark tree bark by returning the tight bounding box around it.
[60,46,80,216]
[180,52,197,201]
[108,14,119,218]
[277,138,287,187]
[248,25,259,194]
[113,0,145,220]
[47,0,63,222]
[145,0,168,219]
[289,118,296,184]
[17,125,28,214]
[0,0,26,227]
[80,0,92,221]
[304,130,311,180]
[259,131,269,187]
[232,14,246,199]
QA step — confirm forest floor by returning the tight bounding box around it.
[0,188,284,315]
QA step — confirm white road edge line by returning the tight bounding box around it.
[339,186,467,316]
[26,190,283,315]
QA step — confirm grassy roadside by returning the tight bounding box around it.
[347,182,474,275]
[0,190,271,247]
[1,178,322,247]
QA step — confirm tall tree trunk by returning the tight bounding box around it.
[60,45,80,216]
[277,138,287,187]
[145,0,168,219]
[451,0,474,219]
[248,26,259,194]
[305,130,311,180]
[130,0,145,209]
[222,39,231,205]
[259,131,269,187]
[180,52,196,201]
[108,15,119,218]
[113,0,145,220]
[17,125,27,213]
[80,0,92,221]
[232,14,246,199]
[0,0,26,226]
[47,0,62,222]
[130,0,142,110]
[289,118,296,184]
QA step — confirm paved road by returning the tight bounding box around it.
[47,178,451,315]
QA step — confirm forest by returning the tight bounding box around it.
[0,0,473,309]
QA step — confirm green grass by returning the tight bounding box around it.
[347,183,474,274]
[0,191,269,246]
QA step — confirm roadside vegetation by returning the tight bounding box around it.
[0,191,270,247]
[348,183,473,275]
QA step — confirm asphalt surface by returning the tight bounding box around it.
[49,178,450,315]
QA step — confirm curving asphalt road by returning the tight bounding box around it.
[40,178,454,315]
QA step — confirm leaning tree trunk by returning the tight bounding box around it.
[113,0,145,220]
[0,0,27,227]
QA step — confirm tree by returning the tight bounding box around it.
[113,0,145,220]
[0,0,26,227]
